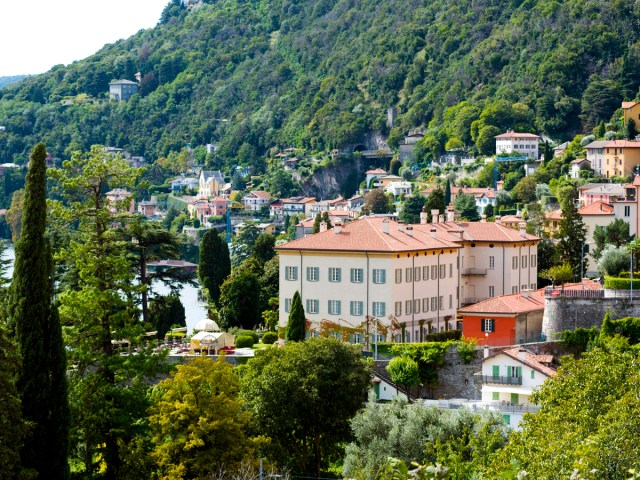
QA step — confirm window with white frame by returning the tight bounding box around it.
[439,264,446,278]
[328,300,341,315]
[373,302,386,317]
[531,283,536,290]
[512,257,518,269]
[414,299,420,314]
[489,256,495,269]
[350,301,363,316]
[431,265,437,280]
[405,300,412,315]
[439,296,444,310]
[414,267,421,282]
[449,263,453,277]
[284,298,292,313]
[449,294,453,309]
[329,267,342,282]
[285,266,298,281]
[531,254,537,267]
[423,266,429,280]
[480,318,495,332]
[512,286,519,294]
[423,298,429,312]
[350,268,363,283]
[522,284,527,291]
[373,269,386,284]
[395,301,402,316]
[306,299,319,314]
[489,285,495,297]
[306,266,319,282]
[405,268,413,283]
[522,255,528,268]
[395,268,402,283]
[431,297,437,311]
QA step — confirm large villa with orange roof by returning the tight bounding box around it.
[276,213,539,343]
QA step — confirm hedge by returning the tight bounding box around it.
[235,335,255,348]
[261,332,278,344]
[604,277,635,290]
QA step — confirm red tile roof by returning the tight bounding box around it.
[248,190,272,199]
[545,209,563,221]
[433,221,538,242]
[487,347,557,377]
[494,132,541,139]
[622,101,638,109]
[366,168,387,174]
[578,200,614,215]
[459,290,545,315]
[604,140,640,148]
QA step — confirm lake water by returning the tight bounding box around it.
[2,244,207,334]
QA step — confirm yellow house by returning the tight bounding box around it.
[603,140,640,178]
[622,101,640,128]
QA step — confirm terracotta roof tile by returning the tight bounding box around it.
[459,290,545,315]
[622,101,638,109]
[578,200,614,215]
[604,140,640,148]
[494,132,541,139]
[493,347,557,377]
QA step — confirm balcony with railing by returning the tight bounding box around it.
[473,374,523,385]
[461,268,488,276]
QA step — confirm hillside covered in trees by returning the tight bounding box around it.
[1,0,640,167]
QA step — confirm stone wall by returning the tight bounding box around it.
[542,295,640,339]
[431,345,483,400]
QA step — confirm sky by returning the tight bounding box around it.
[0,0,170,77]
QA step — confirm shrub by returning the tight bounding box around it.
[604,277,633,290]
[457,337,477,363]
[261,331,278,344]
[229,328,259,344]
[235,335,254,348]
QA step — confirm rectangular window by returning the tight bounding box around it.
[350,301,363,316]
[449,294,453,309]
[350,268,363,283]
[423,298,429,312]
[373,269,386,284]
[414,267,421,282]
[492,391,499,401]
[625,205,631,217]
[522,255,528,268]
[405,268,413,283]
[439,296,444,310]
[405,300,412,315]
[284,298,292,313]
[373,302,386,317]
[306,266,319,282]
[511,393,519,405]
[512,286,519,294]
[423,266,429,280]
[431,297,437,311]
[285,266,298,281]
[329,267,342,282]
[492,365,500,376]
[522,284,528,291]
[449,263,453,277]
[306,299,319,314]
[395,268,402,283]
[489,286,495,298]
[507,366,523,378]
[481,318,495,332]
[414,299,420,314]
[531,369,535,379]
[439,264,446,279]
[531,254,537,267]
[328,300,341,315]
[512,257,518,269]
[395,301,402,316]
[431,265,437,280]
[531,283,536,290]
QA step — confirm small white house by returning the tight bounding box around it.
[477,346,556,429]
[385,181,412,198]
[495,131,540,159]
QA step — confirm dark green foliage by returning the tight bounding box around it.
[198,229,231,306]
[235,335,255,348]
[241,338,372,477]
[557,188,586,277]
[252,233,276,265]
[9,143,69,479]
[443,178,451,206]
[285,291,306,342]
[592,218,632,260]
[149,295,186,339]
[232,329,259,344]
[558,327,600,353]
[363,189,394,215]
[390,158,401,176]
[399,193,425,224]
[261,331,278,344]
[219,269,262,330]
[454,192,480,221]
[321,211,333,229]
[312,213,322,234]
[423,188,446,222]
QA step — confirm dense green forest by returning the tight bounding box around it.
[0,76,27,90]
[1,0,640,168]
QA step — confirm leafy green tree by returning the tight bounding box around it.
[5,189,24,243]
[149,357,260,479]
[592,219,632,260]
[510,175,537,204]
[390,158,402,175]
[266,169,296,197]
[540,263,574,286]
[488,346,640,479]
[286,291,306,342]
[219,269,262,330]
[557,192,587,277]
[321,211,333,229]
[597,245,630,277]
[198,230,231,306]
[363,189,394,215]
[241,338,371,477]
[453,192,480,221]
[233,222,261,265]
[252,233,276,265]
[423,188,446,222]
[386,355,419,396]
[149,294,186,339]
[9,143,69,479]
[312,213,322,233]
[399,193,425,224]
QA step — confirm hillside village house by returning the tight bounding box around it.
[422,186,496,213]
[282,196,316,217]
[242,190,272,211]
[109,79,138,102]
[603,140,640,178]
[198,170,225,198]
[137,200,157,218]
[584,140,607,175]
[494,131,540,159]
[105,188,134,214]
[622,100,640,128]
[385,181,412,198]
[570,158,591,178]
[365,168,387,188]
[477,347,556,429]
[276,215,539,343]
[170,176,199,193]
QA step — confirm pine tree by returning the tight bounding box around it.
[444,178,452,206]
[557,192,587,278]
[199,229,231,306]
[10,143,69,479]
[286,291,306,342]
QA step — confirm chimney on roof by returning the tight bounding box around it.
[519,222,527,238]
[495,215,502,225]
[446,205,455,222]
[334,222,342,234]
[406,225,414,237]
[431,209,440,224]
[518,348,527,361]
[438,214,445,223]
[484,346,490,358]
[430,228,437,239]
[481,214,487,223]
[319,221,327,233]
[420,208,428,225]
[382,218,390,234]
[522,289,531,298]
[398,221,405,233]
[135,71,142,83]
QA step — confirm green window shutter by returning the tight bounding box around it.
[492,365,500,377]
[381,269,386,284]
[507,366,512,377]
[337,268,342,282]
[511,393,519,404]
[489,319,495,332]
[503,414,510,426]
[531,369,535,379]
[492,391,499,401]
[516,366,522,378]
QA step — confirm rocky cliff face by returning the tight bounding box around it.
[301,154,368,199]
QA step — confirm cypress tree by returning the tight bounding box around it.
[286,291,306,342]
[198,229,231,306]
[10,143,69,479]
[444,178,452,206]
